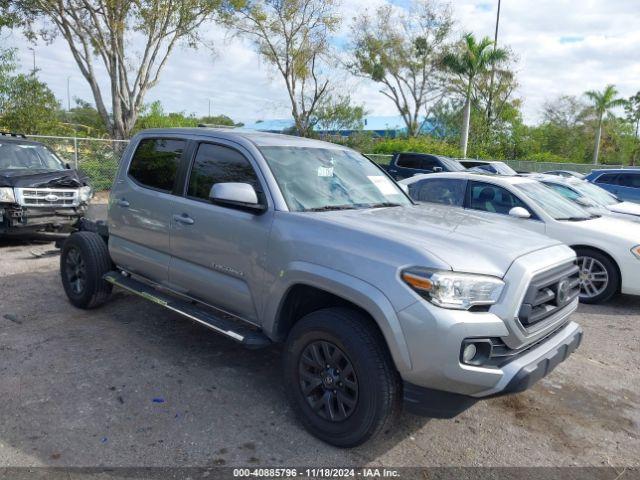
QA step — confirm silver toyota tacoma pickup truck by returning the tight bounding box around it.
[59,128,583,447]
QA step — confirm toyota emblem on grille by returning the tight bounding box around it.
[557,279,571,304]
[44,194,60,202]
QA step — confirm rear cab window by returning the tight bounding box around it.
[128,138,186,192]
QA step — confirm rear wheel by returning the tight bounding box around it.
[574,247,619,304]
[283,307,400,448]
[60,231,113,309]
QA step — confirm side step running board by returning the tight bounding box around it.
[103,271,272,349]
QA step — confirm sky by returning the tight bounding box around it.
[4,0,640,126]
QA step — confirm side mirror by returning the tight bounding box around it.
[433,166,443,173]
[509,206,531,219]
[209,183,265,212]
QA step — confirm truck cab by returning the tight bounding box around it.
[59,128,582,448]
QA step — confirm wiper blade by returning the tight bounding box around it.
[557,216,590,222]
[304,205,357,212]
[366,202,403,209]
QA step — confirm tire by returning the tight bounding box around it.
[60,231,113,309]
[283,307,400,448]
[574,247,619,304]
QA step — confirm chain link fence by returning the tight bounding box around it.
[24,135,628,192]
[26,135,129,191]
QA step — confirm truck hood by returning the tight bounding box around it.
[0,169,88,188]
[315,204,563,277]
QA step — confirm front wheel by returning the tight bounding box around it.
[283,308,400,448]
[575,248,619,304]
[60,231,113,309]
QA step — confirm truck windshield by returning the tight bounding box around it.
[260,146,411,212]
[0,142,65,171]
[516,182,593,221]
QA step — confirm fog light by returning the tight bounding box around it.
[462,343,477,363]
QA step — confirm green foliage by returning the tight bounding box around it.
[57,99,109,137]
[134,101,199,130]
[0,70,61,135]
[371,136,461,157]
[199,114,243,127]
[313,95,366,132]
[349,0,454,136]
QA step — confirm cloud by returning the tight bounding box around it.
[5,0,639,126]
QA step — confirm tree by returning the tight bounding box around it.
[58,98,109,136]
[3,0,235,139]
[442,33,507,158]
[584,84,626,164]
[230,0,340,137]
[199,114,243,127]
[0,72,61,134]
[625,91,640,165]
[312,95,366,133]
[349,0,454,137]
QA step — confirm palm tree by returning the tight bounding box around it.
[442,33,507,158]
[585,85,626,164]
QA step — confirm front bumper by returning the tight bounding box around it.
[0,205,86,234]
[404,321,583,418]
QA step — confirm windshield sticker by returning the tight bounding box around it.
[368,175,397,195]
[317,166,334,177]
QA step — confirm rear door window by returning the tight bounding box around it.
[128,138,185,192]
[619,173,640,188]
[409,178,466,206]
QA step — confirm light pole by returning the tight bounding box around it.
[487,0,502,124]
[28,47,36,75]
[208,98,213,118]
[67,76,72,111]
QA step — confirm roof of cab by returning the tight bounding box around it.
[136,128,350,150]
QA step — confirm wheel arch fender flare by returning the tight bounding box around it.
[262,261,412,373]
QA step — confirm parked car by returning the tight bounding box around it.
[383,152,466,180]
[460,160,517,176]
[542,170,585,179]
[401,172,640,304]
[585,168,640,203]
[0,132,92,236]
[59,128,582,447]
[529,174,640,222]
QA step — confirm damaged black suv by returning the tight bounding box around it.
[0,132,92,236]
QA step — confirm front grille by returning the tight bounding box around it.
[518,262,580,329]
[15,188,79,208]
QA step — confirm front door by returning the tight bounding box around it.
[108,137,186,284]
[464,181,547,235]
[169,141,273,324]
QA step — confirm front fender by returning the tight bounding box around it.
[262,261,412,373]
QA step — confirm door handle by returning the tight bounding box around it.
[117,199,130,208]
[173,213,195,225]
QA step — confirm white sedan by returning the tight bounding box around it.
[401,172,640,304]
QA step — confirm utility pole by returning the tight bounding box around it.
[486,0,501,124]
[28,48,36,75]
[208,98,212,118]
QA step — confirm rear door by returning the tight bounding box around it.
[168,140,274,324]
[108,137,187,284]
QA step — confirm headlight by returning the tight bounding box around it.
[401,268,505,310]
[0,187,16,203]
[632,245,640,260]
[79,185,93,203]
